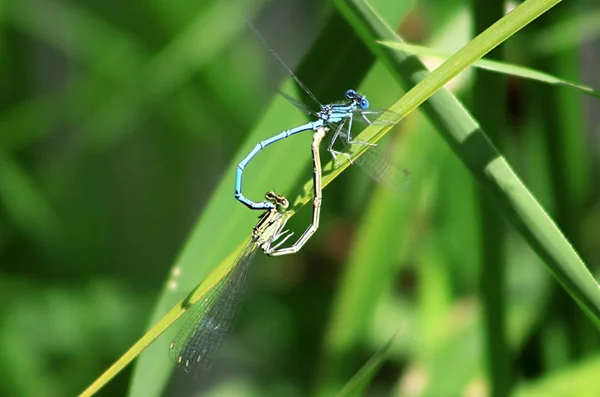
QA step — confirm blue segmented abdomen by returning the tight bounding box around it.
[234,121,322,210]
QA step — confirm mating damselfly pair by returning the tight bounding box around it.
[235,25,410,210]
[170,127,328,376]
[169,22,409,378]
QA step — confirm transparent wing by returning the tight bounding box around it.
[354,108,402,126]
[248,21,323,108]
[347,143,412,192]
[169,243,257,377]
[277,90,320,118]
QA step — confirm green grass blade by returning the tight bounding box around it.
[78,1,600,394]
[314,113,436,395]
[395,187,551,395]
[335,332,397,397]
[531,1,595,362]
[77,10,378,395]
[317,0,600,329]
[78,242,247,397]
[514,356,600,397]
[286,0,567,201]
[127,11,378,397]
[378,41,600,99]
[472,0,511,395]
[123,93,313,397]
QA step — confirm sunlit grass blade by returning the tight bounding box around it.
[125,93,312,397]
[314,113,431,395]
[78,0,600,395]
[168,242,255,377]
[514,355,600,397]
[78,240,247,397]
[321,0,600,329]
[129,11,380,397]
[400,217,551,395]
[344,140,412,192]
[335,332,397,397]
[378,41,600,99]
[471,0,511,395]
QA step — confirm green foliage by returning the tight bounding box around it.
[1,0,599,396]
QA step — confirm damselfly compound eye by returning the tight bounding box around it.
[345,89,356,99]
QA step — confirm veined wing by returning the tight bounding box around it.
[248,21,323,109]
[338,136,411,192]
[327,118,411,192]
[353,144,412,192]
[277,90,320,118]
[169,242,257,377]
[354,108,402,126]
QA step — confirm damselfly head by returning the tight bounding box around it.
[265,191,289,210]
[345,89,369,109]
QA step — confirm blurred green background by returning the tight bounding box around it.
[1,0,599,396]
